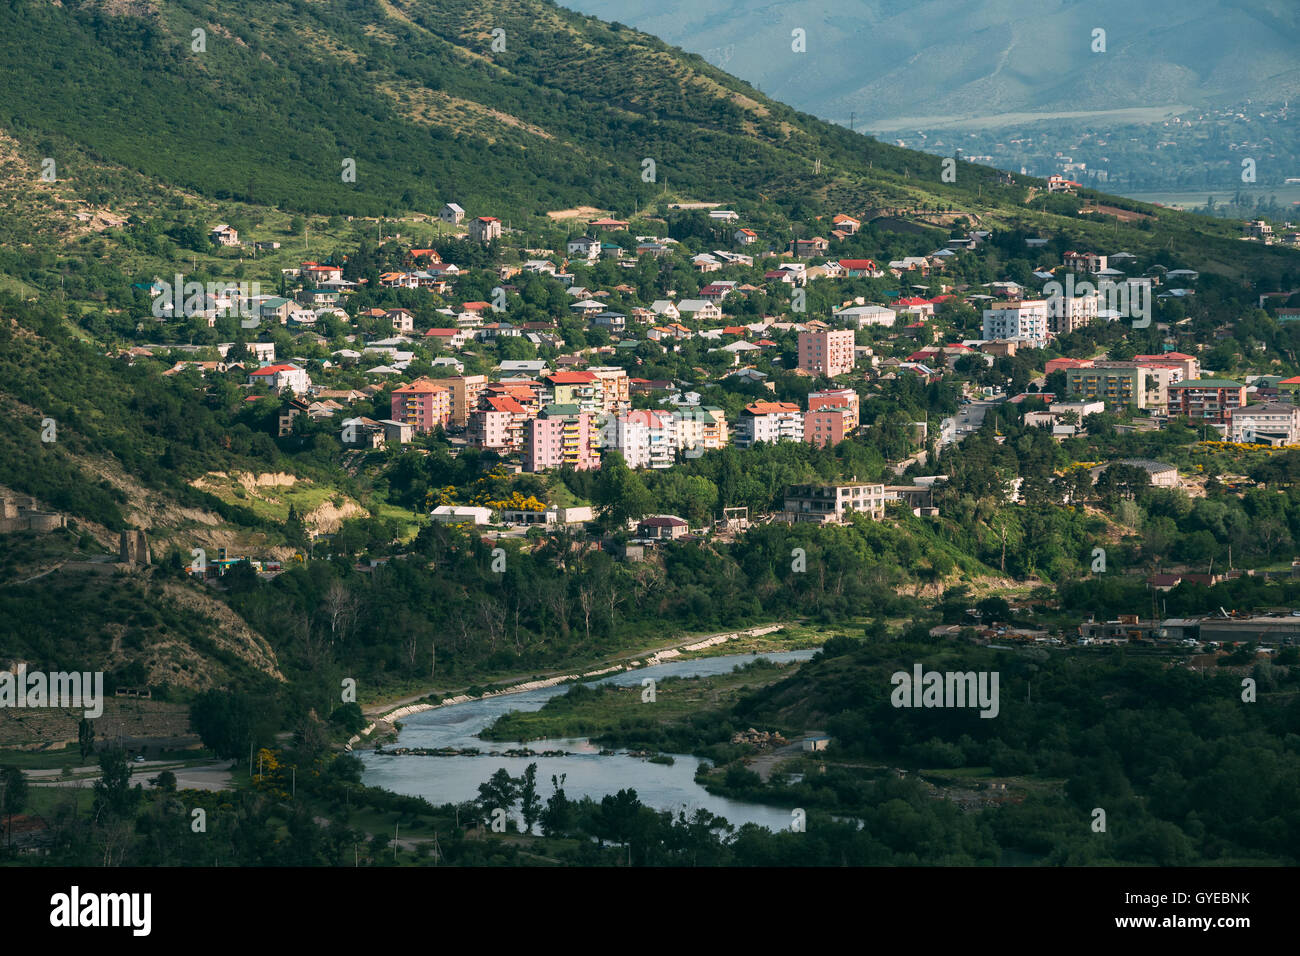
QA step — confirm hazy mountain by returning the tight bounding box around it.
[565,0,1300,129]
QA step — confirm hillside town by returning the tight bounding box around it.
[130,206,1300,513]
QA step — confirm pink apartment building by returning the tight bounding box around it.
[390,379,452,433]
[524,405,599,472]
[797,329,856,377]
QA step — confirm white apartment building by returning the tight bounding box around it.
[736,402,804,448]
[982,300,1050,348]
[602,410,675,469]
[1229,402,1300,445]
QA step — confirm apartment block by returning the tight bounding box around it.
[544,371,602,415]
[602,410,675,469]
[804,407,854,447]
[797,329,856,377]
[588,366,631,414]
[447,375,487,428]
[807,388,860,431]
[467,395,528,452]
[1065,363,1163,409]
[737,401,804,448]
[982,300,1050,348]
[524,404,600,471]
[782,483,886,523]
[1167,378,1248,424]
[1047,293,1099,335]
[1134,352,1200,381]
[1228,402,1300,444]
[390,378,452,433]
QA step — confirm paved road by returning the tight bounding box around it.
[940,400,1000,447]
[26,760,234,791]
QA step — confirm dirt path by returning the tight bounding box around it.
[749,737,811,782]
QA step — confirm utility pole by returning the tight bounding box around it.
[394,823,399,862]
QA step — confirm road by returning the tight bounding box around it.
[25,760,234,791]
[940,400,1001,447]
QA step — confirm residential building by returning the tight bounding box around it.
[804,406,854,447]
[446,374,487,428]
[636,515,691,539]
[603,410,676,469]
[676,299,723,321]
[782,483,886,523]
[588,366,631,414]
[671,406,729,455]
[797,329,856,377]
[1167,378,1248,424]
[807,388,860,431]
[1229,402,1300,445]
[544,371,602,414]
[836,304,896,328]
[982,300,1049,348]
[386,308,415,333]
[791,237,830,258]
[838,259,881,278]
[467,395,528,452]
[391,379,452,433]
[1046,357,1095,375]
[1064,252,1107,274]
[832,214,861,234]
[1135,352,1200,381]
[1064,362,1174,410]
[567,236,601,260]
[424,328,473,350]
[210,224,239,246]
[439,203,466,225]
[469,216,502,242]
[524,404,600,472]
[1047,293,1099,335]
[247,363,310,395]
[737,401,804,448]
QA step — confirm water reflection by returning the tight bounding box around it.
[359,650,816,831]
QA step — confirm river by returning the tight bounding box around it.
[359,649,817,831]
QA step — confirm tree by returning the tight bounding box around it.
[320,579,361,650]
[593,452,654,529]
[476,767,519,826]
[148,770,177,794]
[0,765,28,849]
[540,774,572,836]
[519,763,541,835]
[92,748,138,824]
[78,717,95,760]
[976,595,1011,623]
[191,688,278,762]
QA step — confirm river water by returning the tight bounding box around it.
[359,649,817,831]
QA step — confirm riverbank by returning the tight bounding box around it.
[479,656,793,745]
[350,623,801,751]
